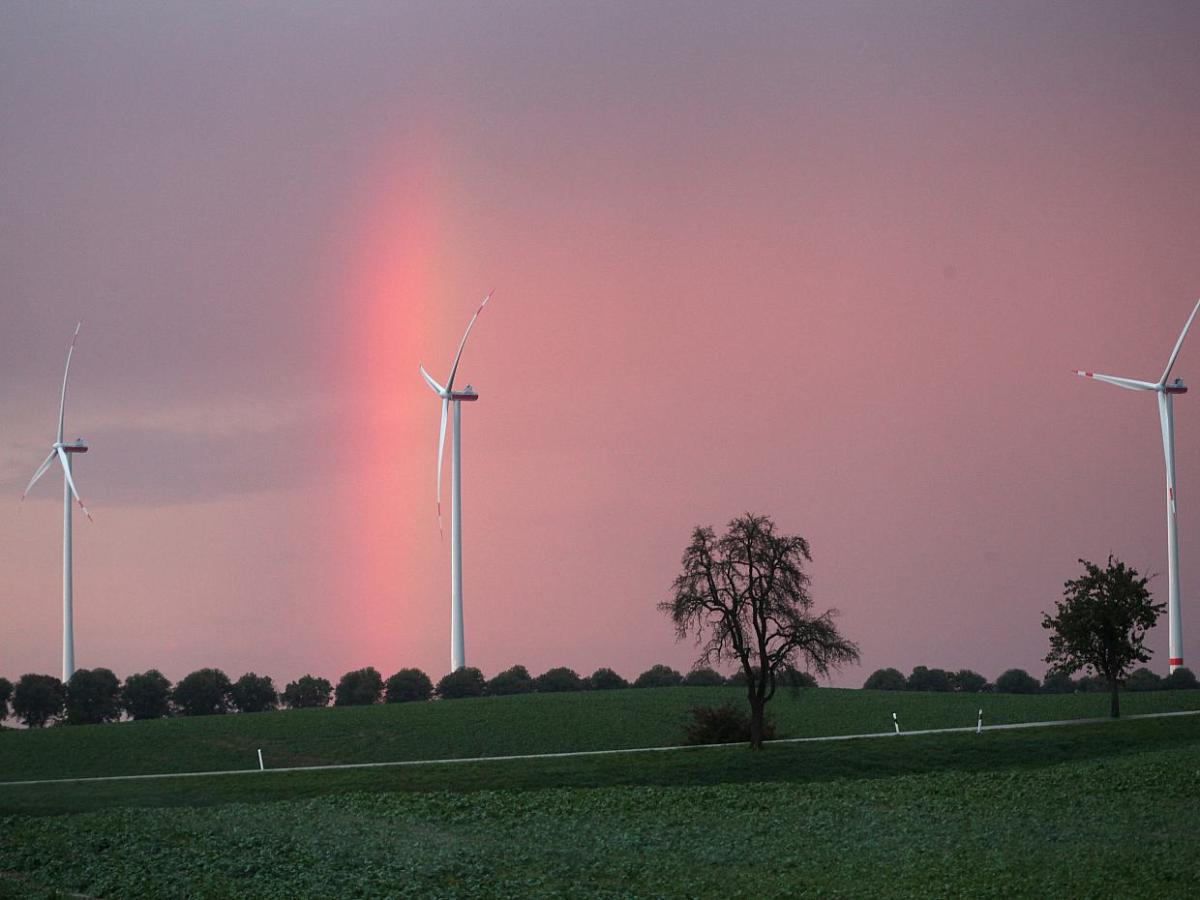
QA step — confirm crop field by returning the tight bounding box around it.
[3,685,1200,783]
[1,716,1199,897]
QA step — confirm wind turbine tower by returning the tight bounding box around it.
[420,292,492,672]
[1076,299,1200,673]
[23,323,92,682]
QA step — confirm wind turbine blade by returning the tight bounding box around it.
[420,364,447,395]
[436,397,449,537]
[55,447,92,521]
[444,291,493,391]
[1074,371,1157,391]
[1161,299,1200,385]
[22,451,58,499]
[57,322,82,444]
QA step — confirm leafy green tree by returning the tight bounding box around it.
[1043,556,1165,717]
[683,667,726,687]
[65,667,122,724]
[13,673,65,727]
[534,666,585,692]
[1041,671,1077,694]
[121,670,172,720]
[633,664,684,688]
[1125,667,1163,692]
[949,669,988,693]
[1076,674,1108,693]
[385,668,434,702]
[994,668,1040,694]
[662,514,859,748]
[1164,667,1198,690]
[862,668,906,691]
[335,667,384,706]
[587,667,628,690]
[907,666,952,692]
[231,673,278,713]
[436,666,485,699]
[0,677,12,723]
[485,665,534,696]
[173,668,233,716]
[281,674,332,709]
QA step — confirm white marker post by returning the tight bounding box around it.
[257,749,264,771]
[892,712,900,734]
[977,709,983,735]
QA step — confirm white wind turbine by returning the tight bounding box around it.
[420,291,492,672]
[22,323,92,682]
[1076,299,1200,673]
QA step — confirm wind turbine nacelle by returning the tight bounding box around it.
[448,388,479,401]
[1165,379,1188,395]
[60,440,89,454]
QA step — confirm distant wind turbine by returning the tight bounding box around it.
[420,292,492,672]
[23,323,92,682]
[1076,298,1200,673]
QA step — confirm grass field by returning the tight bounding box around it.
[2,689,1199,897]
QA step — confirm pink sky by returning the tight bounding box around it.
[3,2,1200,689]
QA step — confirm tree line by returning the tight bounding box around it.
[862,664,1198,694]
[0,662,783,729]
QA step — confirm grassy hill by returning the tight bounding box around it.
[3,686,1199,784]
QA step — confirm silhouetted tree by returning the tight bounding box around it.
[65,667,122,724]
[633,664,684,688]
[534,666,585,692]
[121,670,172,720]
[485,665,534,696]
[662,514,860,748]
[436,666,485,699]
[1041,671,1077,695]
[0,677,12,723]
[1164,667,1199,690]
[994,668,1040,694]
[281,674,332,709]
[862,668,906,691]
[587,667,628,690]
[231,673,278,713]
[173,668,233,716]
[13,673,65,728]
[386,668,434,702]
[1043,556,1165,717]
[949,669,988,693]
[683,667,726,687]
[1125,667,1163,692]
[776,664,819,688]
[335,667,384,706]
[907,666,952,692]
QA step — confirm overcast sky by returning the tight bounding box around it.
[3,1,1200,688]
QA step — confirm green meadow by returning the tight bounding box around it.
[2,689,1199,897]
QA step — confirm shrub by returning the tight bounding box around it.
[683,704,776,745]
[535,666,585,692]
[121,670,172,720]
[173,668,233,716]
[335,667,384,706]
[1164,666,1199,690]
[950,669,988,693]
[994,669,1040,694]
[863,668,906,691]
[231,673,278,713]
[65,667,122,724]
[0,676,11,723]
[281,674,332,709]
[12,673,65,728]
[485,666,534,696]
[726,670,748,687]
[907,666,952,692]
[1076,674,1108,693]
[386,668,433,703]
[587,667,629,690]
[436,667,486,699]
[1041,671,1077,694]
[633,664,683,688]
[683,667,726,687]
[1125,667,1163,692]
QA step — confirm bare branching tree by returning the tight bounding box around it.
[661,513,859,748]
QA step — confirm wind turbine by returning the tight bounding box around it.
[22,323,92,683]
[1076,299,1200,673]
[420,291,492,672]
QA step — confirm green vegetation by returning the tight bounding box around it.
[1,717,1198,896]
